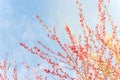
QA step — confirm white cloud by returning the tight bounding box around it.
[0,0,13,18]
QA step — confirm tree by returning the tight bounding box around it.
[20,0,120,79]
[1,0,120,80]
[0,53,17,80]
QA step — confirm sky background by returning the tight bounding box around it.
[0,0,120,79]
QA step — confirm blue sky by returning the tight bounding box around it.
[0,0,120,79]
